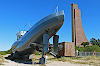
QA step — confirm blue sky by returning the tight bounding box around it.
[0,0,100,51]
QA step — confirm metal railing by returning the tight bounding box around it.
[75,52,100,57]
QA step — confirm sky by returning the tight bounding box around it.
[0,0,100,51]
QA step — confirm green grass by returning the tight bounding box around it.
[0,55,4,65]
[48,56,100,66]
[34,51,40,55]
[0,50,11,55]
[0,51,8,55]
[76,45,100,52]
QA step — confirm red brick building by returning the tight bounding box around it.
[58,42,75,56]
[71,4,88,46]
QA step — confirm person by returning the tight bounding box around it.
[94,50,96,56]
[44,54,48,63]
[76,50,78,56]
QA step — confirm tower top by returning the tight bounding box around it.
[71,4,78,9]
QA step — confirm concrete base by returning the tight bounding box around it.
[39,33,49,64]
[39,57,46,64]
[53,35,59,55]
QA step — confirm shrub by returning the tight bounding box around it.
[0,49,11,55]
[35,51,41,55]
[77,45,100,52]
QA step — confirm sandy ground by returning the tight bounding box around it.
[1,59,92,66]
[0,54,92,66]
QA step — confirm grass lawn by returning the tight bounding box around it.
[48,56,100,66]
[0,55,5,65]
[32,54,100,66]
[1,53,100,66]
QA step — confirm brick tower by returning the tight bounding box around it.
[71,4,88,46]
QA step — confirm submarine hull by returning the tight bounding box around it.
[11,11,64,53]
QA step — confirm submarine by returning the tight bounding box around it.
[11,11,64,57]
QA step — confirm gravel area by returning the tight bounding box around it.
[1,59,92,66]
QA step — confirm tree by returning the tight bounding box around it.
[90,38,100,47]
[81,42,89,47]
[97,39,100,47]
[90,38,97,45]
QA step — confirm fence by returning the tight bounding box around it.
[75,52,100,57]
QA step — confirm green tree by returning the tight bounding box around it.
[90,38,100,47]
[81,42,89,47]
[90,38,97,45]
[78,45,100,52]
[97,39,100,47]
